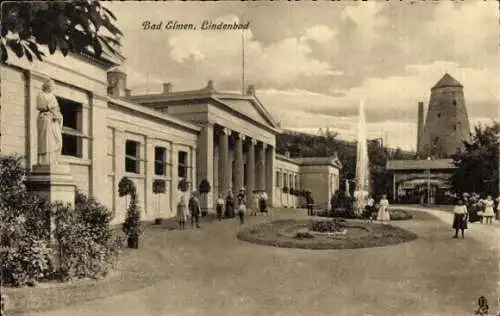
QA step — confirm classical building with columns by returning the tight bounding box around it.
[1,49,341,223]
[129,81,280,213]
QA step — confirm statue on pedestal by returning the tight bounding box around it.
[36,79,63,166]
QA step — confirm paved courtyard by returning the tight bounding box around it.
[24,207,499,316]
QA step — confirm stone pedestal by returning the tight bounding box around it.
[25,163,76,269]
[25,164,76,207]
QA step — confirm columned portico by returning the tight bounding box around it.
[197,123,214,212]
[265,145,275,205]
[218,127,230,198]
[233,132,245,197]
[246,138,256,205]
[256,142,266,191]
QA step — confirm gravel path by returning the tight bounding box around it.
[20,207,499,316]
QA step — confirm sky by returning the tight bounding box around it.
[104,1,499,151]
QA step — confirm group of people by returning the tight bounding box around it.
[176,191,202,230]
[460,193,499,224]
[451,193,499,239]
[362,194,391,223]
[176,188,269,229]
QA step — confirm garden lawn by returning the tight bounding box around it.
[19,208,499,316]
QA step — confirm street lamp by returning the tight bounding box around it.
[427,156,431,204]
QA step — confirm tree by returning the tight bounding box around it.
[449,121,499,196]
[1,1,122,63]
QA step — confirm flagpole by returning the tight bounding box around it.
[241,27,245,96]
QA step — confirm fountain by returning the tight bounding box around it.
[353,100,371,216]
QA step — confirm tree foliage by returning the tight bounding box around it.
[450,121,499,196]
[276,131,415,197]
[1,1,122,63]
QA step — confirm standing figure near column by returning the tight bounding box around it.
[252,191,260,216]
[237,200,246,224]
[216,194,225,221]
[237,188,246,206]
[176,196,187,230]
[306,193,314,216]
[225,191,235,218]
[259,191,268,216]
[36,79,63,166]
[188,191,201,229]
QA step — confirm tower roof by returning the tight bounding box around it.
[432,73,463,90]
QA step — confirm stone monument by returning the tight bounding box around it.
[25,79,76,239]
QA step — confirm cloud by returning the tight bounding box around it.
[164,15,342,87]
[302,25,336,44]
[101,2,498,150]
[340,2,387,50]
[425,2,498,62]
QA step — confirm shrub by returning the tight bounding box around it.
[1,154,122,285]
[54,193,122,280]
[311,220,344,233]
[282,186,289,193]
[330,207,359,219]
[122,196,142,238]
[389,209,413,221]
[198,179,211,194]
[294,231,314,239]
[0,155,55,286]
[178,179,189,192]
[2,239,53,286]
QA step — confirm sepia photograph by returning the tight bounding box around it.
[0,1,499,315]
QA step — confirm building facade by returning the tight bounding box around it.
[1,50,341,222]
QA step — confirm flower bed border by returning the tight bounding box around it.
[238,219,418,250]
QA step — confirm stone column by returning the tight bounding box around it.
[145,136,154,220]
[265,145,275,207]
[89,93,108,204]
[197,124,213,213]
[256,142,266,191]
[245,138,256,208]
[218,127,230,198]
[233,133,245,197]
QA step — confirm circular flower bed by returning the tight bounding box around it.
[237,219,418,250]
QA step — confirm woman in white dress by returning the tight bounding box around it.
[481,195,495,225]
[377,194,391,223]
[252,191,260,216]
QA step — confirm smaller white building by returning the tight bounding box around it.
[275,153,342,210]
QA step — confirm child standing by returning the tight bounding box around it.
[176,196,187,230]
[238,201,246,224]
[216,194,225,221]
[452,199,468,238]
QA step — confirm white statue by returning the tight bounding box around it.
[36,79,63,166]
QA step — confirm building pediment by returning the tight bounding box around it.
[213,94,279,131]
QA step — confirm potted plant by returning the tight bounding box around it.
[119,177,142,249]
[178,178,189,193]
[198,179,211,216]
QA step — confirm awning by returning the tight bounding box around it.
[399,178,451,189]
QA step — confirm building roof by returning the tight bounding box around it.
[431,73,463,90]
[129,82,281,133]
[276,154,299,165]
[107,96,201,133]
[294,155,343,169]
[386,159,456,170]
